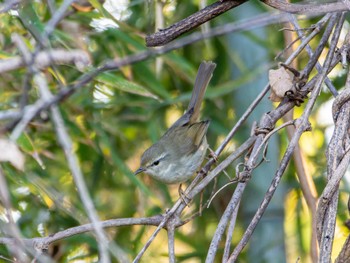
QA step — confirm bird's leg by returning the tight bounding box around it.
[208,147,218,162]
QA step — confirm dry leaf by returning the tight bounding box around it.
[269,67,294,102]
[0,139,25,171]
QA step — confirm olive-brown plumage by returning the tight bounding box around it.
[135,61,216,184]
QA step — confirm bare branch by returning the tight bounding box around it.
[223,201,240,262]
[261,0,348,14]
[43,0,76,38]
[0,0,20,13]
[206,183,243,262]
[167,218,177,263]
[0,49,90,73]
[288,13,338,97]
[0,215,164,248]
[300,14,339,78]
[146,0,247,47]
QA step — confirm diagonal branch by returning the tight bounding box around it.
[146,0,247,47]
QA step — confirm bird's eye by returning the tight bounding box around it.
[153,160,160,166]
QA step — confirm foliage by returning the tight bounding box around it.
[0,1,349,263]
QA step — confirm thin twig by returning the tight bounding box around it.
[283,16,319,262]
[206,120,294,209]
[132,206,181,262]
[207,180,237,208]
[283,112,319,261]
[283,14,330,66]
[43,0,75,39]
[216,85,270,158]
[301,14,339,78]
[222,201,240,263]
[255,120,296,162]
[289,14,338,96]
[261,0,347,14]
[205,183,243,263]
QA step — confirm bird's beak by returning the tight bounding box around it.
[134,167,145,175]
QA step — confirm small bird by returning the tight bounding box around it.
[135,61,216,184]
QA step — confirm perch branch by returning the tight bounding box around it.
[132,136,256,262]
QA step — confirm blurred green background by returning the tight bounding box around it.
[0,0,349,262]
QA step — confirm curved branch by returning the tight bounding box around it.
[0,215,164,248]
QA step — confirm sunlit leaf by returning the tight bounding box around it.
[96,72,159,99]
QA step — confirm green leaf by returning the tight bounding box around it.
[96,72,159,99]
[93,124,152,196]
[133,62,171,99]
[18,3,45,43]
[17,133,35,153]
